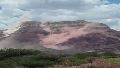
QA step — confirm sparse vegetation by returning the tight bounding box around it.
[0,48,120,68]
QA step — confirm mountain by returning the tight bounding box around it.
[0,20,120,53]
[0,21,49,50]
[0,30,5,40]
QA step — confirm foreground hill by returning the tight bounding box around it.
[0,20,120,53]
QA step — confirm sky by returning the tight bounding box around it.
[0,0,120,31]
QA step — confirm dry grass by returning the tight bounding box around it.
[51,59,120,68]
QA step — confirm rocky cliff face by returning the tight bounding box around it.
[0,20,120,53]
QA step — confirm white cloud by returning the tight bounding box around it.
[19,0,107,10]
[0,0,120,30]
[0,0,26,8]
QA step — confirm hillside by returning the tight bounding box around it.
[0,20,120,53]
